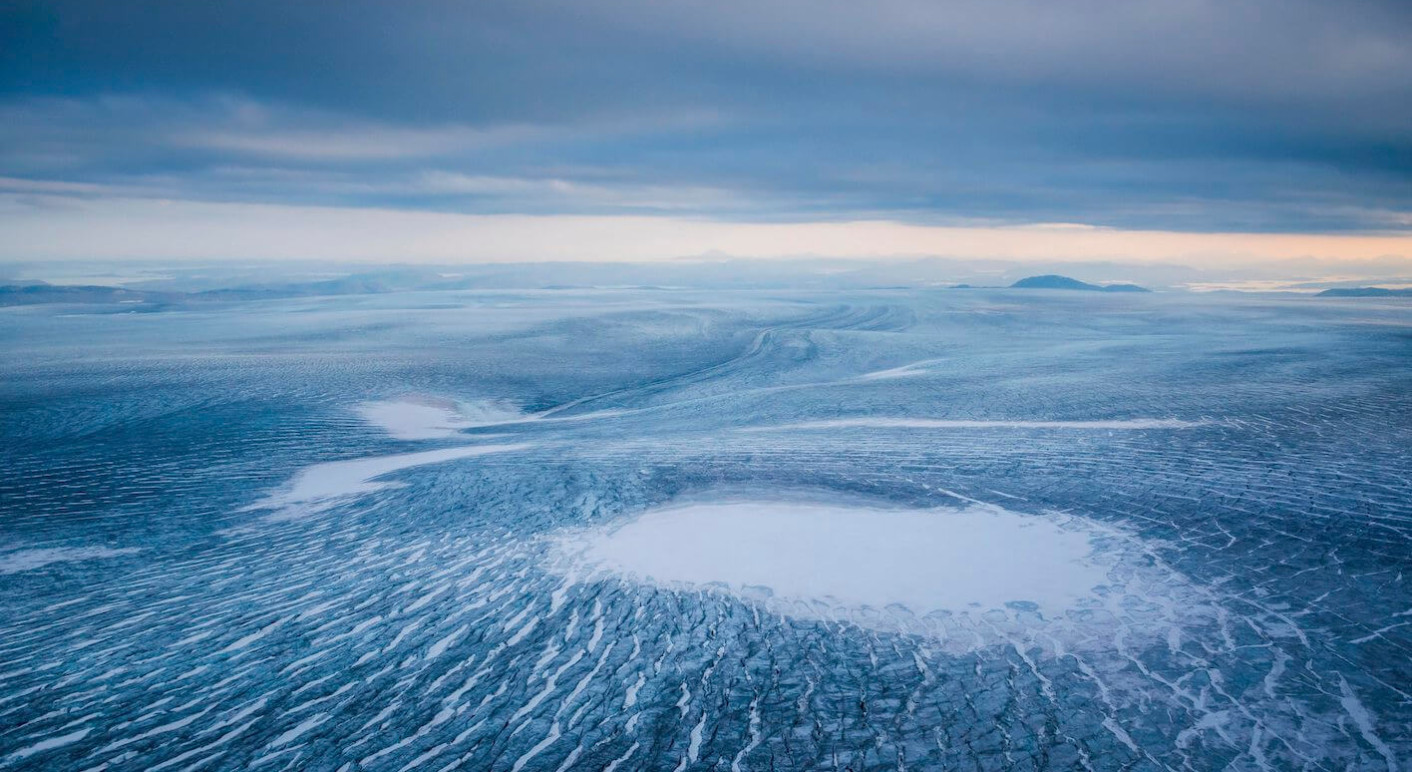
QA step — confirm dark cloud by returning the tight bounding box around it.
[2,0,1410,232]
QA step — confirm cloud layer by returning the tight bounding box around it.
[2,0,1411,260]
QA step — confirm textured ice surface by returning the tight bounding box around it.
[2,288,1409,771]
[557,501,1112,617]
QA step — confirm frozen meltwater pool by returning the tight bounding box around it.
[555,501,1122,620]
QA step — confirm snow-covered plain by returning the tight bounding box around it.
[1,288,1410,771]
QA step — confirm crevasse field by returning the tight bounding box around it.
[1,289,1409,771]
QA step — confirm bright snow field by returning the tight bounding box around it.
[557,501,1109,618]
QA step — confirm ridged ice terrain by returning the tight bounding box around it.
[1,289,1409,771]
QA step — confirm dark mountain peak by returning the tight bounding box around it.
[1100,283,1151,293]
[1318,287,1412,298]
[1009,275,1150,292]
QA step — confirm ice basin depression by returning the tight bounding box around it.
[553,500,1127,620]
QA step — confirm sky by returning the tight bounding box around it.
[3,0,1412,267]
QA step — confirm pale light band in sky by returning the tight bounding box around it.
[5,194,1411,264]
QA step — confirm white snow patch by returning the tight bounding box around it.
[750,418,1206,431]
[554,501,1111,618]
[244,443,530,519]
[855,358,946,380]
[4,727,92,762]
[0,547,139,574]
[356,397,526,440]
[267,713,328,748]
[1339,675,1400,771]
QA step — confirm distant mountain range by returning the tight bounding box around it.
[1009,275,1150,292]
[6,270,1160,307]
[0,284,164,305]
[0,277,400,308]
[1317,287,1412,297]
[14,271,1406,307]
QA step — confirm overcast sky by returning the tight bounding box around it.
[3,0,1412,264]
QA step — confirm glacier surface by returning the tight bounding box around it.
[1,288,1409,771]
